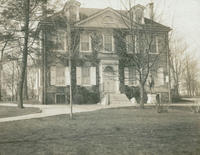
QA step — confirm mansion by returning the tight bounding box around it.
[36,0,171,104]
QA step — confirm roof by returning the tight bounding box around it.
[41,7,171,31]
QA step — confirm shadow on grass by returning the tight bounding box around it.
[0,106,41,118]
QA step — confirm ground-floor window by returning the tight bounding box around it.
[50,66,70,86]
[76,66,96,86]
[124,67,139,86]
[56,67,65,86]
[56,94,65,104]
[82,67,90,85]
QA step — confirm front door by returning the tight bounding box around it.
[103,66,116,93]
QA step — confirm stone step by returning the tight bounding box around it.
[110,94,130,101]
[100,93,131,105]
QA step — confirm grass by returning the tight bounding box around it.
[0,107,200,155]
[0,106,41,118]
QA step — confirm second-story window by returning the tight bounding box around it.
[80,33,91,52]
[156,35,165,53]
[104,34,113,52]
[150,35,157,54]
[51,30,66,51]
[126,35,135,53]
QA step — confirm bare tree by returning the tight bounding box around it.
[118,1,170,108]
[170,37,187,97]
[183,55,200,96]
[0,0,53,107]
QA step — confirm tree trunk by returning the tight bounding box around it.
[0,65,2,101]
[11,60,14,101]
[140,83,145,109]
[0,41,8,101]
[41,30,47,105]
[174,84,179,97]
[41,0,47,105]
[18,0,30,108]
[66,22,73,119]
[23,69,28,100]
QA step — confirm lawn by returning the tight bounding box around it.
[0,106,41,118]
[0,107,200,155]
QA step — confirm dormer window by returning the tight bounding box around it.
[69,6,77,21]
[80,33,91,52]
[135,9,143,24]
[130,4,145,24]
[63,0,81,22]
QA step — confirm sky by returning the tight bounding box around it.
[51,0,200,59]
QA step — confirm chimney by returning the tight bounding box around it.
[63,0,81,22]
[148,2,154,20]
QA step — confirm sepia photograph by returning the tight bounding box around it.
[0,0,200,154]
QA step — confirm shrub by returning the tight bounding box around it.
[124,86,147,103]
[73,86,100,104]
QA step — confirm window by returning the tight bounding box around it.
[135,9,143,24]
[51,31,66,51]
[150,36,157,54]
[56,67,65,86]
[104,34,113,52]
[129,67,138,86]
[150,68,164,86]
[82,67,90,85]
[124,67,139,86]
[56,94,65,104]
[69,6,77,21]
[80,33,91,52]
[50,66,70,86]
[126,35,135,53]
[156,68,164,86]
[76,67,96,86]
[140,33,147,53]
[156,35,165,53]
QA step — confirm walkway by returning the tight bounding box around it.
[0,103,135,123]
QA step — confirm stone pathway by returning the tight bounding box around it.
[0,103,136,123]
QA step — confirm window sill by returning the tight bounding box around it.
[127,52,139,54]
[52,50,67,53]
[124,84,139,87]
[149,52,159,55]
[101,51,115,53]
[81,85,93,87]
[50,85,69,87]
[80,51,92,53]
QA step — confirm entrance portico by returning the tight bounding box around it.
[99,60,120,97]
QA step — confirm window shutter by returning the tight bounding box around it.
[76,67,82,85]
[38,68,41,87]
[89,35,92,52]
[50,66,56,85]
[136,70,140,85]
[157,68,164,85]
[132,67,139,86]
[65,67,70,85]
[135,35,139,53]
[124,67,129,85]
[90,67,96,85]
[35,70,38,89]
[112,35,114,52]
